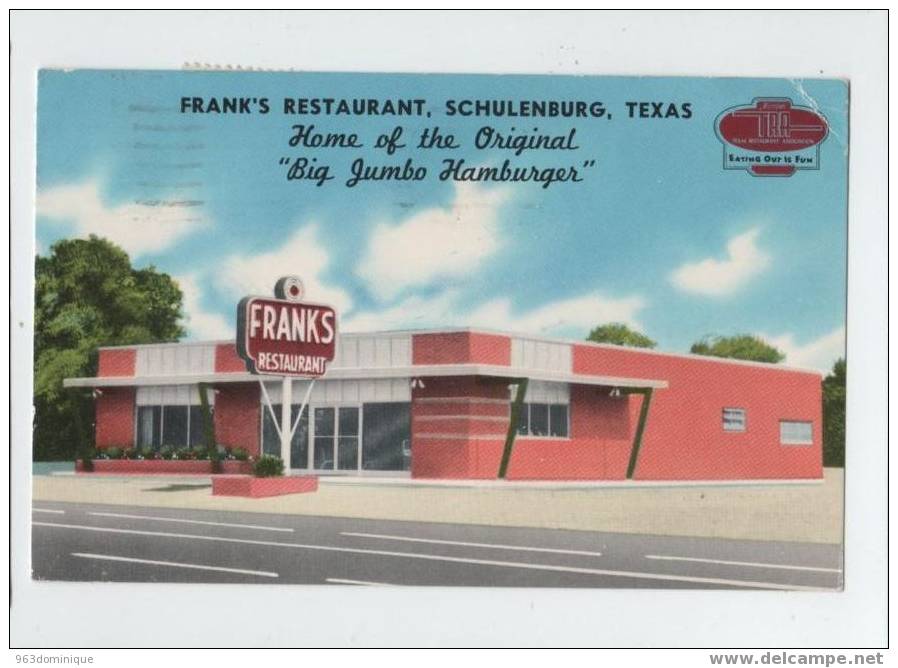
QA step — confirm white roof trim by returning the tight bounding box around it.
[62,364,668,390]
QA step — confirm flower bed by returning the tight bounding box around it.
[75,459,253,475]
[212,475,318,498]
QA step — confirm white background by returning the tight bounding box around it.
[8,9,888,650]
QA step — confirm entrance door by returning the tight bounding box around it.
[312,406,360,471]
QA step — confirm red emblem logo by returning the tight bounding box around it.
[715,98,829,176]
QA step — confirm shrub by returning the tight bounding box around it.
[80,447,96,471]
[253,455,284,478]
[174,447,194,461]
[159,445,174,460]
[192,446,209,460]
[140,447,155,460]
[124,447,139,460]
[105,447,123,460]
[231,447,249,461]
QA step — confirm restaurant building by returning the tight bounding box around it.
[63,328,823,480]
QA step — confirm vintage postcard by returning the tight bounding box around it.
[30,69,848,591]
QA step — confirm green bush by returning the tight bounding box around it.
[174,447,194,461]
[231,446,249,461]
[192,446,209,460]
[140,447,155,460]
[105,447,123,460]
[253,455,284,478]
[159,445,174,460]
[124,447,139,460]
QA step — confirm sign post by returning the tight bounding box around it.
[235,276,337,472]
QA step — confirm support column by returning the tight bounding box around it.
[280,376,292,469]
[625,387,653,480]
[498,378,528,479]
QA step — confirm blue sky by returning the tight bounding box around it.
[35,70,848,370]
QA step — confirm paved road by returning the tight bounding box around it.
[31,501,843,589]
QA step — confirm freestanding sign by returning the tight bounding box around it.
[235,277,338,470]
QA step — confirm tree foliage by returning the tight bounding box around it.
[689,334,785,364]
[34,236,185,460]
[822,358,846,467]
[586,323,656,349]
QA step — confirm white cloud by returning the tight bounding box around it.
[466,293,645,334]
[342,288,645,337]
[219,223,353,313]
[341,290,461,332]
[356,183,510,299]
[176,273,232,340]
[765,326,845,372]
[36,179,206,256]
[669,227,770,296]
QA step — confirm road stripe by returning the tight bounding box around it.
[70,552,278,578]
[326,577,389,586]
[341,531,603,557]
[34,521,835,591]
[87,511,294,533]
[32,508,65,514]
[645,554,843,573]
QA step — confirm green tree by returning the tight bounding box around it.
[34,236,185,460]
[822,358,846,467]
[587,323,656,348]
[689,334,785,363]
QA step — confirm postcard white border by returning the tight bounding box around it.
[9,9,888,648]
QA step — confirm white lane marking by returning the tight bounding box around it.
[32,508,65,514]
[326,577,390,586]
[71,552,278,578]
[87,511,294,533]
[34,522,835,591]
[645,554,843,573]
[341,531,603,557]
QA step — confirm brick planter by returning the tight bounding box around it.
[212,475,319,498]
[76,459,254,475]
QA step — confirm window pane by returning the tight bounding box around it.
[289,406,309,469]
[515,403,529,435]
[189,405,207,448]
[339,407,359,436]
[780,421,812,445]
[549,405,569,437]
[162,406,188,447]
[362,403,411,471]
[314,437,334,469]
[261,404,281,457]
[722,408,746,432]
[314,407,334,436]
[338,436,358,470]
[529,404,549,437]
[137,406,161,449]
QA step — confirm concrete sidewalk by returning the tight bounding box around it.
[31,469,844,544]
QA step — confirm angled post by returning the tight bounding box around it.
[498,378,528,479]
[625,387,653,480]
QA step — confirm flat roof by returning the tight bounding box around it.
[63,363,668,390]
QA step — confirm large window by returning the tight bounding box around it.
[261,403,410,471]
[136,401,211,449]
[516,403,569,438]
[780,420,813,445]
[722,408,746,432]
[362,402,411,471]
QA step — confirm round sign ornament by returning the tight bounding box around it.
[274,276,305,302]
